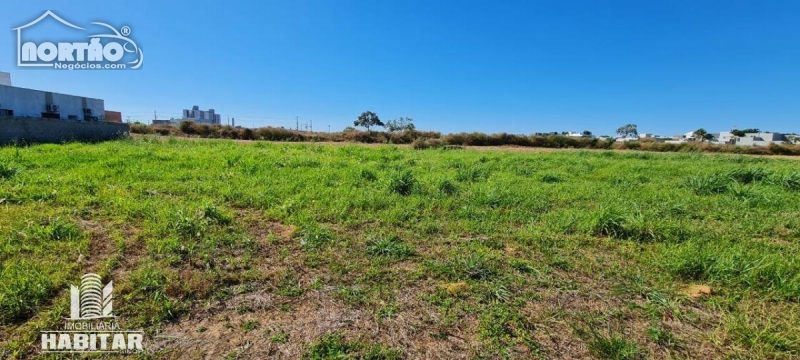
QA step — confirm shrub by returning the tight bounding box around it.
[388,170,416,196]
[178,121,195,135]
[130,123,154,134]
[411,138,443,149]
[437,178,458,195]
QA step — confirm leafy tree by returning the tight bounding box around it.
[582,130,593,137]
[731,128,760,137]
[354,111,384,132]
[616,124,638,138]
[386,117,416,132]
[693,128,713,142]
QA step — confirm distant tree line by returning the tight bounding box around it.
[126,111,800,156]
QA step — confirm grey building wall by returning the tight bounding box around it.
[0,72,10,86]
[0,85,105,120]
[0,117,129,144]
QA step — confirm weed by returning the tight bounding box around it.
[296,224,334,250]
[437,178,458,195]
[575,322,641,360]
[540,174,562,183]
[366,234,415,260]
[684,174,732,195]
[0,163,18,179]
[728,168,771,184]
[268,328,290,344]
[242,319,260,333]
[302,333,402,360]
[388,170,416,196]
[647,326,680,349]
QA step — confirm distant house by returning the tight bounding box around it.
[615,136,639,142]
[719,131,788,146]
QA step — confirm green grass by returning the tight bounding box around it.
[1,138,799,358]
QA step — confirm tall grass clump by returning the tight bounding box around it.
[0,264,54,324]
[365,234,415,260]
[768,172,800,191]
[727,168,772,184]
[388,170,417,196]
[0,162,18,179]
[589,207,679,242]
[684,174,732,195]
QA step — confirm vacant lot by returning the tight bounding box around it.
[1,138,799,359]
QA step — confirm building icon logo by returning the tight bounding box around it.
[69,273,114,320]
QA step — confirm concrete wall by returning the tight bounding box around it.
[0,85,104,120]
[0,72,10,86]
[0,117,129,144]
[105,110,122,123]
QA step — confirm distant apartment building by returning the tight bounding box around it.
[0,73,105,121]
[182,105,221,125]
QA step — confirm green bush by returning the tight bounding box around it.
[388,170,416,196]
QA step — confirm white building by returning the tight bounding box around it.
[0,72,11,86]
[719,131,788,146]
[0,74,104,121]
[181,105,221,125]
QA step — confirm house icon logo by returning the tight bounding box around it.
[12,10,144,70]
[68,273,114,320]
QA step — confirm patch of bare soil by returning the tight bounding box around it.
[523,269,724,359]
[148,212,475,359]
[148,287,473,359]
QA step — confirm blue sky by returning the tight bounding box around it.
[2,1,798,136]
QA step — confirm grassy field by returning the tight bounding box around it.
[1,137,799,359]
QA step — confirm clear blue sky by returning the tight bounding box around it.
[2,0,799,136]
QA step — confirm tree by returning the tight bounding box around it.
[616,124,638,138]
[386,117,415,132]
[731,128,760,137]
[354,111,384,131]
[582,130,593,137]
[694,128,714,142]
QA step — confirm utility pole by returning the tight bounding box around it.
[296,116,299,131]
[153,111,157,121]
[328,125,330,133]
[310,119,313,133]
